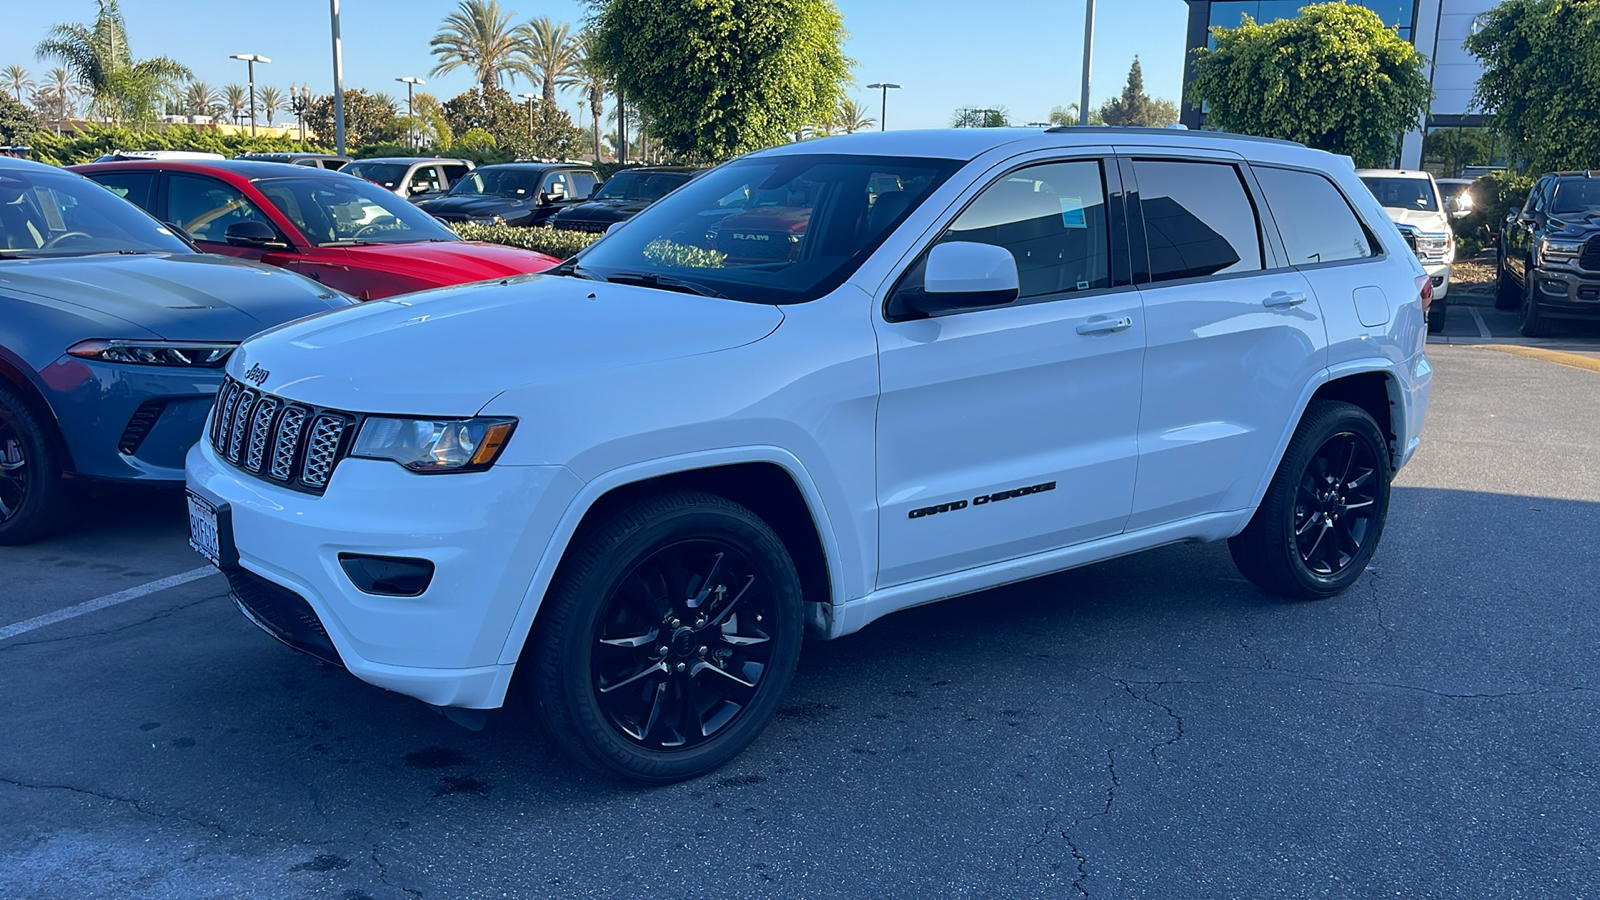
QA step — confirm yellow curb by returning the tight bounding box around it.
[1478,344,1600,375]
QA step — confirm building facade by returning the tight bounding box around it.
[1180,1,1494,169]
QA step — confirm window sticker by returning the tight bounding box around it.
[1060,195,1087,228]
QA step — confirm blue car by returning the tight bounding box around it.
[0,157,351,543]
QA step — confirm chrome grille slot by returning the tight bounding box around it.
[271,407,306,482]
[213,382,242,448]
[245,397,279,473]
[300,415,347,488]
[226,389,257,463]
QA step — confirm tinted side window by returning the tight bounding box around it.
[1255,167,1375,265]
[440,164,470,185]
[938,160,1111,300]
[569,171,600,198]
[89,172,156,211]
[166,174,273,243]
[1133,159,1263,282]
[543,172,571,199]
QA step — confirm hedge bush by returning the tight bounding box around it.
[449,224,600,259]
[25,125,333,167]
[1454,169,1536,257]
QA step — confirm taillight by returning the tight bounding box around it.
[1417,274,1433,311]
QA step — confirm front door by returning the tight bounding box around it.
[1121,154,1327,531]
[873,156,1145,588]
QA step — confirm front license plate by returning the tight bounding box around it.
[188,492,223,567]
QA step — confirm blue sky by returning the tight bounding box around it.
[2,0,1192,130]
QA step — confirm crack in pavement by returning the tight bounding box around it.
[1363,567,1396,649]
[1116,680,1185,765]
[368,840,423,899]
[0,774,291,844]
[0,594,219,655]
[1062,747,1119,898]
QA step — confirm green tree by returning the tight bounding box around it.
[34,0,191,126]
[224,83,247,124]
[587,0,852,162]
[0,93,42,144]
[836,97,875,133]
[951,106,1010,128]
[257,85,283,127]
[571,41,607,161]
[1049,103,1104,126]
[430,0,521,92]
[1465,0,1600,173]
[1189,2,1431,167]
[183,80,219,118]
[304,90,399,146]
[3,66,33,105]
[1098,57,1179,127]
[443,85,522,147]
[512,16,583,106]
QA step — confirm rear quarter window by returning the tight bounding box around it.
[1255,167,1377,266]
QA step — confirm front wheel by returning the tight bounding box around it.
[1229,400,1392,599]
[0,383,70,545]
[527,491,803,783]
[1519,271,1554,338]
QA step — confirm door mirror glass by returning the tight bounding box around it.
[908,241,1019,314]
[224,219,285,248]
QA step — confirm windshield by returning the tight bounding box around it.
[1551,180,1600,216]
[563,154,960,304]
[0,167,191,259]
[254,175,460,246]
[447,167,542,199]
[1438,182,1474,212]
[1361,176,1439,212]
[342,162,409,191]
[594,170,693,202]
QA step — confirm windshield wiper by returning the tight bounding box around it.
[319,239,374,247]
[602,272,726,298]
[547,260,600,280]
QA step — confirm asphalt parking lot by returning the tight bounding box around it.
[3,342,1599,899]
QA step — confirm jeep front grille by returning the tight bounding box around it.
[208,375,356,495]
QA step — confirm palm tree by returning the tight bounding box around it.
[836,98,875,134]
[224,83,248,125]
[35,0,191,125]
[46,68,80,117]
[429,0,520,92]
[257,85,283,127]
[3,66,33,104]
[572,39,606,162]
[183,81,218,119]
[511,16,582,106]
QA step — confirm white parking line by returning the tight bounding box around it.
[0,566,221,642]
[1469,306,1493,339]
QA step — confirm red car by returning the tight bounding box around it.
[71,160,561,300]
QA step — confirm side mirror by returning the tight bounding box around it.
[907,242,1019,315]
[224,220,287,249]
[589,182,605,199]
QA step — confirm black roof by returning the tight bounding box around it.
[1042,125,1304,147]
[346,157,471,165]
[610,165,699,175]
[478,161,594,171]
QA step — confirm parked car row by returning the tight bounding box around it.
[1495,170,1600,337]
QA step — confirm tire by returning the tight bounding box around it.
[1426,298,1448,334]
[1229,400,1392,600]
[1494,257,1520,310]
[1519,269,1554,338]
[527,490,804,783]
[0,382,70,545]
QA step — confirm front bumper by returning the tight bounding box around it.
[1530,267,1600,318]
[187,438,583,708]
[42,357,224,483]
[1423,261,1451,300]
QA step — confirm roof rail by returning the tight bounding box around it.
[1042,125,1305,148]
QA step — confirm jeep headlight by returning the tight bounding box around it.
[351,417,516,473]
[1537,237,1583,267]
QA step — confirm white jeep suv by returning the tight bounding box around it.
[1358,169,1454,334]
[188,128,1432,783]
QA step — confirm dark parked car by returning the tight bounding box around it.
[342,157,474,201]
[0,157,350,543]
[73,160,561,300]
[549,166,698,233]
[413,163,600,227]
[233,152,352,170]
[1497,171,1600,337]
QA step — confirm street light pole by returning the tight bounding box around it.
[518,93,536,150]
[396,76,424,148]
[329,0,346,155]
[1079,0,1095,126]
[229,54,271,137]
[866,82,901,131]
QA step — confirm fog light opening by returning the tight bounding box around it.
[338,553,436,597]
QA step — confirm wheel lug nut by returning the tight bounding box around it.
[676,662,687,673]
[670,618,681,628]
[658,645,668,656]
[698,645,708,656]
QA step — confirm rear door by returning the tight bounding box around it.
[1121,151,1326,530]
[873,151,1145,587]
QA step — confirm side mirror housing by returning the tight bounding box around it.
[589,182,604,199]
[905,242,1020,315]
[224,220,287,249]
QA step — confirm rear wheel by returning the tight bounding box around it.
[1519,269,1554,338]
[1426,298,1448,334]
[528,491,803,783]
[1229,401,1391,599]
[0,383,70,545]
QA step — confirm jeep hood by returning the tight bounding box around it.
[230,274,785,415]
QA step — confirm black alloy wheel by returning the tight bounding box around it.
[1427,298,1448,334]
[529,491,803,783]
[1229,400,1391,599]
[592,539,779,750]
[1519,267,1554,337]
[1494,254,1520,310]
[1291,432,1381,577]
[0,384,68,545]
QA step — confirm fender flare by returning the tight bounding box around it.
[494,445,850,667]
